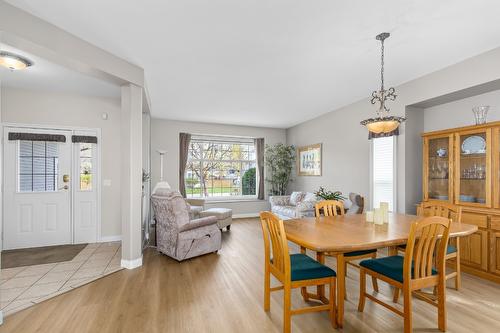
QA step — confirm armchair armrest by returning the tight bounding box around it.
[186,198,206,207]
[179,216,218,232]
[269,195,290,207]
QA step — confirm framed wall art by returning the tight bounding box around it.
[297,143,322,176]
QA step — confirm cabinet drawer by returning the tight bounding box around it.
[462,213,488,229]
[491,217,500,231]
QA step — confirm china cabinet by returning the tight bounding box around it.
[422,121,500,283]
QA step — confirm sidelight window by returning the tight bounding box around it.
[79,143,93,191]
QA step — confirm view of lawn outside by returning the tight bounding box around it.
[79,143,93,191]
[185,138,257,198]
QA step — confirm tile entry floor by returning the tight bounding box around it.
[0,242,122,316]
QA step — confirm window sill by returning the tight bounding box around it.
[205,198,266,204]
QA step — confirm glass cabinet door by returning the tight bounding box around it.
[494,127,500,209]
[425,135,453,202]
[456,129,491,207]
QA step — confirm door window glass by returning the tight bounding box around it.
[79,143,93,191]
[18,140,59,192]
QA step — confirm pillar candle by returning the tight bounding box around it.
[374,208,384,225]
[380,202,389,223]
[366,211,374,222]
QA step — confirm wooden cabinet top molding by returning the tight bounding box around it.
[422,120,500,137]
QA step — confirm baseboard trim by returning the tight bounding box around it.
[233,213,259,218]
[0,310,3,325]
[99,235,122,242]
[121,256,143,270]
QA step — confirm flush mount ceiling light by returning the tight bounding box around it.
[0,51,33,70]
[360,32,405,136]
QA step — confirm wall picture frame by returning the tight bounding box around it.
[297,143,322,176]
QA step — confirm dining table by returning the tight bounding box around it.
[283,213,478,327]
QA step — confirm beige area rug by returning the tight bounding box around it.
[1,244,88,269]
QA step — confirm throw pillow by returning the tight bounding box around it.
[289,191,305,206]
[303,192,317,202]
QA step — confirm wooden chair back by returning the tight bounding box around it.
[418,202,462,223]
[315,200,345,217]
[260,211,290,280]
[404,216,451,282]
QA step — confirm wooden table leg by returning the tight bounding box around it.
[387,246,399,300]
[388,246,398,256]
[316,252,326,301]
[300,246,309,300]
[336,253,345,328]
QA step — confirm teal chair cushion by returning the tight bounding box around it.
[360,255,437,283]
[446,245,457,254]
[399,244,456,255]
[290,254,336,281]
[345,249,377,257]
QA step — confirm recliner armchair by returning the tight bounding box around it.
[186,198,205,219]
[151,189,221,261]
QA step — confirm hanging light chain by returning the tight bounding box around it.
[370,32,397,115]
[380,36,385,91]
[360,32,406,133]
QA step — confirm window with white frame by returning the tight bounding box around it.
[185,136,257,199]
[371,136,395,211]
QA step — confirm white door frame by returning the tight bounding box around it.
[1,122,102,246]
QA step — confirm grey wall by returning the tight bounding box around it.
[286,102,370,200]
[404,107,424,214]
[150,118,286,216]
[1,87,122,237]
[286,46,500,213]
[142,113,151,245]
[423,89,500,132]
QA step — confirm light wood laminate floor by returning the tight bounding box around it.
[1,218,500,332]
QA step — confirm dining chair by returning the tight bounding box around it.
[260,211,337,333]
[393,202,461,302]
[314,200,379,298]
[358,216,451,333]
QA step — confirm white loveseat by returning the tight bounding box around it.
[269,191,318,220]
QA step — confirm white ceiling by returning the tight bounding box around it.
[0,44,120,98]
[5,0,500,128]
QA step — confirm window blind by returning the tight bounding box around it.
[372,136,394,211]
[72,135,98,144]
[8,132,66,142]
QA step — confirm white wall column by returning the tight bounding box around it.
[0,79,3,325]
[120,84,143,269]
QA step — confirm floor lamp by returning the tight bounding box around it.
[152,150,171,194]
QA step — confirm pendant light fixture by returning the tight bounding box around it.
[0,51,33,71]
[360,32,405,136]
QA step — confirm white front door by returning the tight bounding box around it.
[3,127,72,250]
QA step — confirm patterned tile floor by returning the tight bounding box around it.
[0,242,122,316]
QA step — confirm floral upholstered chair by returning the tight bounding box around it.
[346,192,365,215]
[186,198,205,219]
[269,191,318,220]
[151,189,221,261]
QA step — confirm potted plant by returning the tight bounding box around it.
[314,187,346,201]
[142,169,150,191]
[265,143,295,195]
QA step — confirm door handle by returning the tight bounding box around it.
[59,185,69,190]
